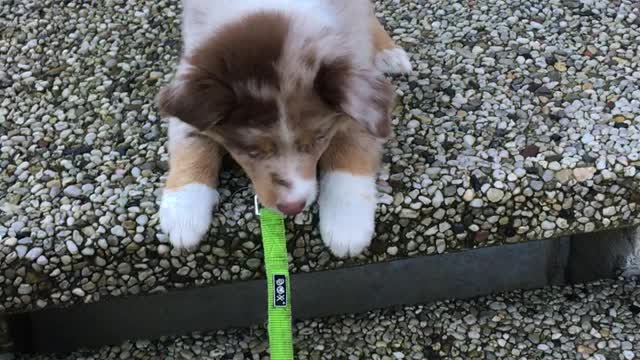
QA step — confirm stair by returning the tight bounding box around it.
[12,278,640,359]
[1,0,640,355]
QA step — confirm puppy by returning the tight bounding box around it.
[158,0,412,258]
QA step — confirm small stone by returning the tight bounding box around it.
[149,71,163,80]
[554,62,567,72]
[433,208,446,220]
[548,162,562,171]
[555,170,573,183]
[613,115,626,123]
[379,194,393,205]
[72,288,85,297]
[452,94,468,108]
[63,185,82,198]
[3,237,17,247]
[535,86,553,97]
[136,215,149,226]
[18,284,32,295]
[541,221,555,230]
[158,245,170,255]
[36,255,48,266]
[520,145,540,157]
[66,240,79,255]
[25,247,43,260]
[470,199,484,208]
[602,207,616,217]
[85,133,97,145]
[212,248,228,257]
[111,225,126,237]
[530,181,544,191]
[10,221,25,233]
[407,120,420,129]
[16,245,28,258]
[246,258,261,270]
[577,345,595,355]
[432,190,444,208]
[438,222,451,232]
[400,209,419,219]
[623,351,635,360]
[463,314,477,325]
[573,167,596,182]
[387,246,398,256]
[581,133,595,145]
[117,263,132,275]
[406,241,417,251]
[463,189,475,201]
[463,135,476,146]
[486,188,505,203]
[60,255,72,265]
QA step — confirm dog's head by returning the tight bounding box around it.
[158,12,394,214]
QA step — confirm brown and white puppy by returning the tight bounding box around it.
[158,0,412,257]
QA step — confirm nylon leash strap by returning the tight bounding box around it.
[256,196,294,359]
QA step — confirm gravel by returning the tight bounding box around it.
[2,0,640,314]
[13,278,640,359]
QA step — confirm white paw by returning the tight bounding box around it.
[159,183,219,249]
[375,48,413,74]
[319,172,378,258]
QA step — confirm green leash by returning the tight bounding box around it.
[256,196,294,359]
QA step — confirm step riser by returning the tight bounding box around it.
[9,238,569,354]
[8,228,637,354]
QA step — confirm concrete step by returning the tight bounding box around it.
[9,277,640,359]
[2,0,640,317]
[4,229,639,354]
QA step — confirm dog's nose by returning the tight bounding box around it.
[277,201,306,215]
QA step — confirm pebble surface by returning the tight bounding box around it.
[2,0,640,313]
[14,278,640,359]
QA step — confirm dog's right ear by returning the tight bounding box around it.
[157,66,235,131]
[314,58,395,139]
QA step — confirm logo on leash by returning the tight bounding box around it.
[273,274,287,307]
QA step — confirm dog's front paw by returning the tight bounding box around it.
[319,172,378,258]
[375,48,413,74]
[160,183,220,249]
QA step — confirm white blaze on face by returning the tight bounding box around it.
[282,167,318,208]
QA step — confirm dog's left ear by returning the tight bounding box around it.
[315,59,395,138]
[156,65,236,131]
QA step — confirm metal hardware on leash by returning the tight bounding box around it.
[254,195,261,216]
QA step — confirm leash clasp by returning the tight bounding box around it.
[254,195,261,216]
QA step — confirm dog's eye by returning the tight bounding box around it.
[248,149,269,159]
[316,129,333,143]
[244,143,276,159]
[248,150,262,158]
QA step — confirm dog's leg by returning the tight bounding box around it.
[371,16,413,74]
[160,117,223,249]
[318,122,383,258]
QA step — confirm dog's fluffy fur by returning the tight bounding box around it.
[158,0,412,257]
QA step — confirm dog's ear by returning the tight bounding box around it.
[157,66,236,131]
[315,58,395,138]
